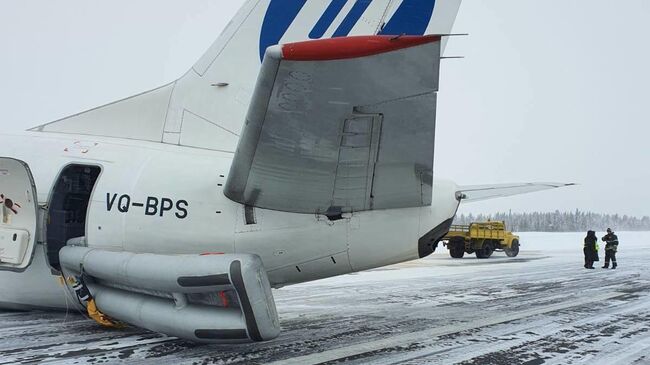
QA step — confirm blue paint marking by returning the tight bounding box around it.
[332,0,373,38]
[379,0,436,36]
[259,0,308,61]
[258,0,437,62]
[309,0,348,39]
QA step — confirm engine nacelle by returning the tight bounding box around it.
[59,246,280,343]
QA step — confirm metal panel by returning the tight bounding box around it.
[225,37,441,214]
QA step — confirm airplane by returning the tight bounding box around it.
[0,0,572,343]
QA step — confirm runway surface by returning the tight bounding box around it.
[1,231,649,364]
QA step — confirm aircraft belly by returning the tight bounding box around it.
[348,181,461,271]
[0,134,459,296]
[348,208,422,272]
[235,208,352,286]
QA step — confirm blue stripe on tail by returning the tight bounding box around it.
[379,0,436,36]
[259,0,437,62]
[259,0,308,61]
[332,0,373,38]
[309,0,348,39]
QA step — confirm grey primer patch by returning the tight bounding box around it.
[230,260,263,342]
[195,329,248,340]
[177,274,230,287]
[418,217,454,258]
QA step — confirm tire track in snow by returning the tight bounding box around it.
[267,292,625,365]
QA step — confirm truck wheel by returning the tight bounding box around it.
[505,239,520,257]
[476,241,494,259]
[450,246,465,258]
[449,238,465,258]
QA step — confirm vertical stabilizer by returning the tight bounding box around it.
[32,0,462,151]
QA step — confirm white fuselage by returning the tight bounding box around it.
[0,131,458,309]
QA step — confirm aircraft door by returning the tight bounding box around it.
[0,158,39,271]
[45,164,101,271]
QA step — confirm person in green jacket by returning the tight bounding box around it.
[602,228,619,269]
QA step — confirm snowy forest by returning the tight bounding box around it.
[453,210,650,232]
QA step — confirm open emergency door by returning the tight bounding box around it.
[0,158,38,271]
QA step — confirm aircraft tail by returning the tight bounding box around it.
[31,0,462,151]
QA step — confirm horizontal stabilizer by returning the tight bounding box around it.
[457,182,576,202]
[225,35,442,214]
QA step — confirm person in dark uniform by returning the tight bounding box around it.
[602,228,619,269]
[583,230,597,269]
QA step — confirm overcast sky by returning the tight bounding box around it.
[0,1,648,217]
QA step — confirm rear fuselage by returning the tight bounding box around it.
[0,131,458,309]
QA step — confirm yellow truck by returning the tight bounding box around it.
[443,221,520,259]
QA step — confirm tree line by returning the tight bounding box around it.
[453,210,650,232]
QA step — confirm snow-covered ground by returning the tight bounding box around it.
[1,231,649,364]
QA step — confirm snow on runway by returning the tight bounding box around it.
[1,232,649,364]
